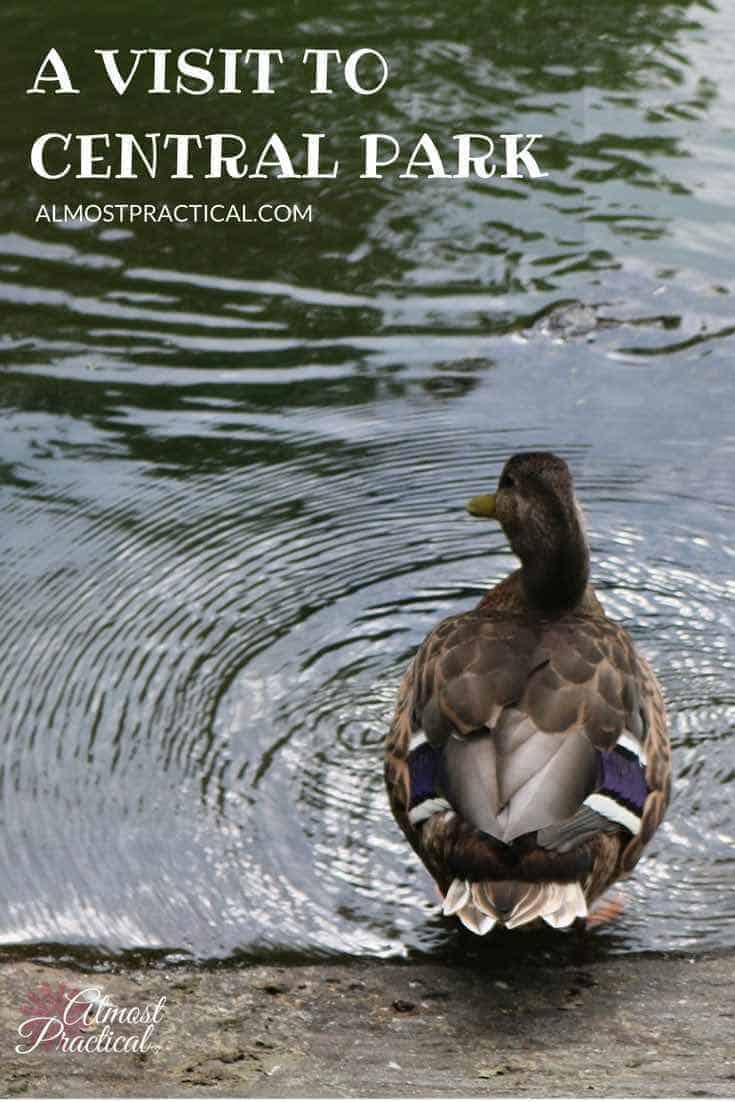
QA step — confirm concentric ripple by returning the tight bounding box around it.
[1,0,735,962]
[1,364,734,960]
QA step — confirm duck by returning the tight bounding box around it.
[384,452,671,933]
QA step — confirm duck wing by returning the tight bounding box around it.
[396,608,667,851]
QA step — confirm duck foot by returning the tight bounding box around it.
[585,893,625,929]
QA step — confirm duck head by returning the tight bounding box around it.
[468,452,590,613]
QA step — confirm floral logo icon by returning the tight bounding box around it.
[18,983,95,1051]
[16,983,166,1055]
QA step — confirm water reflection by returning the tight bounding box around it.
[0,0,734,962]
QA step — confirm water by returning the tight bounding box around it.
[0,0,733,964]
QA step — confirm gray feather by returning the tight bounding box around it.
[495,730,597,840]
[442,720,598,843]
[442,734,502,836]
[537,806,619,853]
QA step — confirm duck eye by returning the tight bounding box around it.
[499,473,515,490]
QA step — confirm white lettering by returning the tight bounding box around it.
[26,48,79,94]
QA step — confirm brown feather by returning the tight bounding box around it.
[384,452,671,930]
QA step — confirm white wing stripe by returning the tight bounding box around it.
[583,793,641,835]
[408,797,451,824]
[617,730,647,766]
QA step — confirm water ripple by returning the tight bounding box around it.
[1,0,735,963]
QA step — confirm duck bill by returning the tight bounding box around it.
[466,492,497,518]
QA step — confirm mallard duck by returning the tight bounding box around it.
[385,452,671,933]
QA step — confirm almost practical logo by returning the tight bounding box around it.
[16,982,166,1055]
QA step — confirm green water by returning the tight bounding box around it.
[0,1,733,963]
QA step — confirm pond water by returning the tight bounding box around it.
[0,0,733,964]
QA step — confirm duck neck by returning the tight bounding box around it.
[519,510,590,614]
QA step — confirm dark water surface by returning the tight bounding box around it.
[0,1,733,963]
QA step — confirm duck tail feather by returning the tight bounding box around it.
[443,878,587,933]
